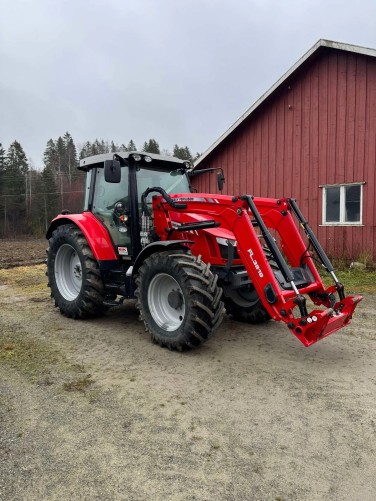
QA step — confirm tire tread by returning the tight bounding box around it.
[135,250,225,350]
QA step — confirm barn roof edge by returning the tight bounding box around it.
[194,39,376,168]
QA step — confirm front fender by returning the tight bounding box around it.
[132,240,193,275]
[46,212,118,261]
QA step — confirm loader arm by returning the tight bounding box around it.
[151,193,362,346]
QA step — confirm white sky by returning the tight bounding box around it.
[1,0,376,167]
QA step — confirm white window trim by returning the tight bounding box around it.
[321,182,365,226]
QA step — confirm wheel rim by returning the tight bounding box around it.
[54,244,82,301]
[148,273,185,331]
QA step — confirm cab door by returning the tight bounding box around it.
[91,165,132,257]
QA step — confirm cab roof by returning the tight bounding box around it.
[79,151,188,171]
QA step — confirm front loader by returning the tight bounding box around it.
[46,151,362,350]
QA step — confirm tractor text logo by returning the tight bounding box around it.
[247,248,264,278]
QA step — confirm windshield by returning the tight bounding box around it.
[137,167,191,202]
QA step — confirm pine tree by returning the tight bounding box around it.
[56,136,65,174]
[173,145,192,161]
[143,139,160,154]
[90,139,107,155]
[6,140,28,174]
[0,142,6,191]
[3,140,29,232]
[0,142,6,171]
[43,137,65,214]
[63,132,78,181]
[80,141,92,159]
[101,139,108,154]
[43,139,59,175]
[91,140,98,156]
[127,139,137,151]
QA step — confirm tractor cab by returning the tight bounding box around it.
[79,151,192,259]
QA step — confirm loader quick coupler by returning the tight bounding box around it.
[312,291,337,310]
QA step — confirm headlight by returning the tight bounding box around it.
[216,237,239,259]
[216,237,236,247]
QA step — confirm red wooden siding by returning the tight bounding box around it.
[194,49,376,260]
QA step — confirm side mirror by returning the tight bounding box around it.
[188,167,216,178]
[104,160,121,183]
[217,170,225,191]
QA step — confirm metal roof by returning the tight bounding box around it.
[194,39,376,168]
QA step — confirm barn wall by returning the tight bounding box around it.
[194,50,376,261]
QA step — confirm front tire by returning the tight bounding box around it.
[47,224,107,318]
[135,250,225,350]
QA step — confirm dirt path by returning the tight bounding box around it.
[0,265,375,501]
[0,239,46,269]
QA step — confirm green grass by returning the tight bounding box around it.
[324,270,376,294]
[0,329,62,380]
[0,328,95,396]
[63,374,94,392]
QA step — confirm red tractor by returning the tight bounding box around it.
[46,151,362,350]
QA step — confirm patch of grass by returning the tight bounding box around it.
[0,329,61,380]
[63,374,94,393]
[88,389,101,404]
[188,422,196,432]
[191,435,203,441]
[323,270,376,294]
[0,264,47,289]
[0,328,97,402]
[0,264,50,302]
[70,362,86,373]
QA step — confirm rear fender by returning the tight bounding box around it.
[46,213,118,261]
[132,240,193,275]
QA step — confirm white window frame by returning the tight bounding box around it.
[321,182,364,226]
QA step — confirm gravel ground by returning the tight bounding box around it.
[0,263,375,501]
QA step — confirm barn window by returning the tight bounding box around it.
[322,183,363,225]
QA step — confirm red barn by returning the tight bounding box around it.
[194,40,376,262]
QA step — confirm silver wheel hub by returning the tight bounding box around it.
[55,244,82,301]
[148,273,185,331]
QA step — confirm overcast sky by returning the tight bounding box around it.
[1,0,376,167]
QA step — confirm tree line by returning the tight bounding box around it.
[0,134,199,238]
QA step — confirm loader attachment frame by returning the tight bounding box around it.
[152,193,362,346]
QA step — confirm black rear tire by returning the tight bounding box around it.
[135,250,225,350]
[224,284,271,324]
[47,224,107,319]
